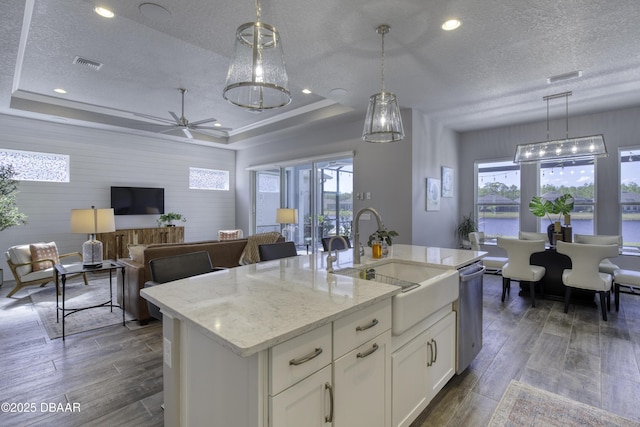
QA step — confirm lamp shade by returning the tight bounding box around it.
[362,91,405,143]
[71,208,116,234]
[514,134,607,164]
[276,208,297,224]
[223,21,291,111]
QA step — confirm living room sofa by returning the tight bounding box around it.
[118,235,283,324]
[118,239,249,324]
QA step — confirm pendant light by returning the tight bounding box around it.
[514,91,607,163]
[223,0,291,111]
[362,24,405,143]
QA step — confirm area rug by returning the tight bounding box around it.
[489,380,639,427]
[29,273,135,340]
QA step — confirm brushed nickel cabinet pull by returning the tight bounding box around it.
[289,347,323,366]
[324,382,334,423]
[432,338,438,364]
[355,318,379,332]
[426,341,433,367]
[356,343,379,359]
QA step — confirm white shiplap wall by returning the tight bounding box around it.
[0,114,236,282]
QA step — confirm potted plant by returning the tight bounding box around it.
[529,194,573,243]
[456,213,477,248]
[367,228,399,247]
[157,212,186,227]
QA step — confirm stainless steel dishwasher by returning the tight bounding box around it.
[454,262,485,374]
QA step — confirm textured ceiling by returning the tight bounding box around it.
[2,0,640,148]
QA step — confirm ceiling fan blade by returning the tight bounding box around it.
[134,112,176,125]
[169,111,180,122]
[189,117,218,126]
[191,125,232,131]
[182,128,194,139]
[158,127,179,134]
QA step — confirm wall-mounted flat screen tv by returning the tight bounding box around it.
[111,186,165,215]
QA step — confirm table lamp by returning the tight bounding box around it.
[71,206,116,267]
[276,208,298,241]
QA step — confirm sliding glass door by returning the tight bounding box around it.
[253,156,353,253]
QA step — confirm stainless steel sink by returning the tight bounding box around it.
[333,260,459,335]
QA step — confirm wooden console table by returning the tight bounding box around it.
[96,226,184,260]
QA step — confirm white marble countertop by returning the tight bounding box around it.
[141,244,486,357]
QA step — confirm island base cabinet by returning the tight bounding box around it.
[270,365,333,427]
[391,311,456,427]
[333,330,392,427]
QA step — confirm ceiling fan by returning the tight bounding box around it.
[135,88,230,139]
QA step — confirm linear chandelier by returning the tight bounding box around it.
[514,92,607,163]
[362,24,404,143]
[223,0,291,111]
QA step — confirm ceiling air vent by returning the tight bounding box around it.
[73,56,103,71]
[547,70,582,84]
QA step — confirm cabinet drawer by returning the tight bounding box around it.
[270,323,332,395]
[334,299,391,358]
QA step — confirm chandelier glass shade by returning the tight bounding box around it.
[514,91,607,163]
[223,0,291,111]
[362,24,404,143]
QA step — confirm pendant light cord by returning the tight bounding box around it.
[255,0,261,22]
[381,30,385,94]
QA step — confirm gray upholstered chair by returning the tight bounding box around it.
[258,241,298,261]
[144,251,223,320]
[468,232,507,274]
[556,241,619,321]
[573,234,621,275]
[497,237,546,307]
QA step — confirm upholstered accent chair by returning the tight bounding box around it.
[468,232,507,274]
[5,242,87,297]
[497,237,546,307]
[573,234,621,275]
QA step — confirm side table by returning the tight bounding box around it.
[55,260,125,340]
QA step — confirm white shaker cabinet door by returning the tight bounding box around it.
[270,365,333,427]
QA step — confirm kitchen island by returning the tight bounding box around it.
[141,244,485,427]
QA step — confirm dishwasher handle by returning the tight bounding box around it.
[459,264,486,282]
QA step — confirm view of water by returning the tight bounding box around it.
[478,217,640,244]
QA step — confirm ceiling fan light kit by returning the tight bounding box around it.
[223,0,291,111]
[514,91,607,163]
[362,24,405,143]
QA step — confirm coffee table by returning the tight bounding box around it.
[55,260,125,340]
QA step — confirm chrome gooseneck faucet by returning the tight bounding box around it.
[326,235,348,273]
[353,207,385,264]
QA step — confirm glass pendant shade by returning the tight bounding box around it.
[223,21,291,111]
[362,92,405,143]
[362,24,404,143]
[514,134,607,163]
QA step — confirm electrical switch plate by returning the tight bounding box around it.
[366,192,371,199]
[163,337,172,368]
[360,213,371,220]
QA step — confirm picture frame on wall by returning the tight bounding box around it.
[426,177,441,211]
[441,166,453,198]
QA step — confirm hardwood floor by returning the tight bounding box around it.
[1,273,639,426]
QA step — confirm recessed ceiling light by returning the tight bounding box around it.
[94,7,115,18]
[214,123,222,127]
[302,88,312,94]
[54,88,67,94]
[442,19,461,31]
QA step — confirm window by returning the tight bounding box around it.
[189,167,229,190]
[0,149,69,182]
[476,160,520,238]
[539,160,594,234]
[620,148,640,252]
[255,169,281,234]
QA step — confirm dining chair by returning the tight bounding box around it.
[468,232,507,274]
[497,237,546,307]
[258,241,298,261]
[612,269,640,312]
[573,234,621,275]
[518,231,549,243]
[556,241,619,321]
